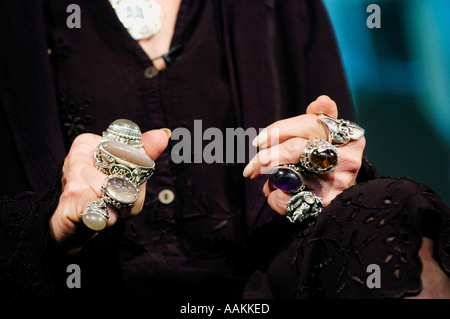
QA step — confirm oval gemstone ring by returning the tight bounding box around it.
[269,164,306,194]
[300,138,338,174]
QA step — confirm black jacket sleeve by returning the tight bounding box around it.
[0,166,62,298]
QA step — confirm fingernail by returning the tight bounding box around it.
[317,95,332,102]
[252,130,267,148]
[160,128,172,139]
[243,162,254,178]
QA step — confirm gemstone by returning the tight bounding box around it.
[81,203,108,231]
[104,119,143,147]
[82,211,107,231]
[104,176,139,205]
[303,193,316,205]
[270,166,303,193]
[310,148,337,170]
[102,140,154,167]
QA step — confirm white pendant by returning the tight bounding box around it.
[110,0,163,40]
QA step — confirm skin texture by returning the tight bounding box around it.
[49,129,170,255]
[137,0,182,70]
[406,237,450,299]
[245,95,365,210]
[247,96,450,299]
[50,1,450,297]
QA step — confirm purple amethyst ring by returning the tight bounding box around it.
[269,164,306,194]
[269,138,338,193]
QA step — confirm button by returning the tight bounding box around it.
[158,189,175,204]
[143,66,159,79]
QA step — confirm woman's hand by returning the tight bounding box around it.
[49,129,170,255]
[243,95,366,216]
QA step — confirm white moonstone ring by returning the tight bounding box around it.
[81,199,109,231]
[101,175,139,209]
[102,119,144,148]
[82,119,155,231]
[94,139,155,186]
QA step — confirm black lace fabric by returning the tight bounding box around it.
[246,177,450,299]
[0,165,63,298]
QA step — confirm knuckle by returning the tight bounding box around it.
[72,133,100,146]
[60,181,86,200]
[346,154,362,170]
[268,191,289,215]
[283,138,304,162]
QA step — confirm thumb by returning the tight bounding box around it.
[141,128,171,160]
[306,95,338,119]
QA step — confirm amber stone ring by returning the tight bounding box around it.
[300,138,338,174]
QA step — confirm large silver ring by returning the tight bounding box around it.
[300,138,338,174]
[270,164,306,194]
[102,119,144,148]
[101,175,139,209]
[94,139,155,186]
[286,191,323,224]
[81,199,109,231]
[318,114,365,146]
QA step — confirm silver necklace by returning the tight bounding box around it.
[109,0,163,40]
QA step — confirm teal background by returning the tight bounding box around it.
[323,0,450,205]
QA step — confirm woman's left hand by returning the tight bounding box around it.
[243,95,366,216]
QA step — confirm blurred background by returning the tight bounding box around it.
[323,0,450,205]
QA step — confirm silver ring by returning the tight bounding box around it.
[102,119,144,148]
[101,175,139,209]
[286,191,323,224]
[270,164,306,194]
[94,139,155,186]
[81,199,109,231]
[300,138,338,174]
[318,114,365,146]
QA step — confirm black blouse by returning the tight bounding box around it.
[1,0,419,300]
[45,0,253,298]
[244,177,450,299]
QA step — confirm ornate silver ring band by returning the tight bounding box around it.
[94,139,155,186]
[81,199,109,231]
[102,119,144,148]
[318,114,365,146]
[286,191,323,224]
[300,138,338,174]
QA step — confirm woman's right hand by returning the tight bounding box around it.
[49,129,170,255]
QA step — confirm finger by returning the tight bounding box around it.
[252,96,339,149]
[71,133,103,156]
[263,179,277,197]
[266,189,291,216]
[141,129,171,160]
[252,114,327,149]
[306,95,338,119]
[244,137,309,178]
